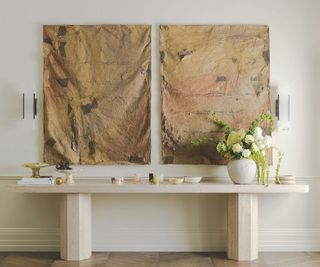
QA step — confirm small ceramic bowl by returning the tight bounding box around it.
[168,178,184,185]
[184,176,202,183]
[111,177,124,184]
[279,175,296,184]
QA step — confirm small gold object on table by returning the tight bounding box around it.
[23,163,49,178]
[55,177,64,185]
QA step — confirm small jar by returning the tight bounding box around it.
[133,173,141,183]
[111,177,124,184]
[149,173,154,183]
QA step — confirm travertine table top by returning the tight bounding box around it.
[9,179,309,194]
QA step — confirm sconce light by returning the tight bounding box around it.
[33,93,38,119]
[22,93,25,119]
[21,92,38,119]
[275,89,290,131]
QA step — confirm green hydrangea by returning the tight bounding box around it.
[226,129,245,148]
[216,141,227,153]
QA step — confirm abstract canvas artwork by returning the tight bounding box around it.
[43,25,151,165]
[160,25,271,164]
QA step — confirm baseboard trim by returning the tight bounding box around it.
[259,228,320,251]
[1,227,320,252]
[0,228,59,252]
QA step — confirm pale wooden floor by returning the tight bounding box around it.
[0,252,320,267]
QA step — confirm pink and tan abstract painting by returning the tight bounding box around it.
[43,25,151,165]
[160,25,271,164]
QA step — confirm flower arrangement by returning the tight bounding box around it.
[192,113,275,185]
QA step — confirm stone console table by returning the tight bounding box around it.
[10,180,309,261]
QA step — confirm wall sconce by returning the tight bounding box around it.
[22,93,25,119]
[274,88,291,131]
[33,93,38,119]
[22,92,38,119]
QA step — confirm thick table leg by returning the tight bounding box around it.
[227,193,258,261]
[60,193,92,261]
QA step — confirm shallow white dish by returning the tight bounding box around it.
[184,176,202,183]
[279,175,295,181]
[280,180,296,185]
[279,175,296,184]
[168,178,184,185]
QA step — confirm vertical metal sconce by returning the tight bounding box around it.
[22,93,38,119]
[22,93,25,119]
[33,93,38,119]
[275,91,291,131]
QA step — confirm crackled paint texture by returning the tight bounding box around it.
[160,25,271,164]
[43,25,151,165]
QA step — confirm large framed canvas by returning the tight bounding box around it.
[43,25,151,165]
[160,25,270,164]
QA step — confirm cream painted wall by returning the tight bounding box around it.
[0,0,320,251]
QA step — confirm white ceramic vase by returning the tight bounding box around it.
[227,159,257,184]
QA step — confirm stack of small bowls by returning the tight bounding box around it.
[279,175,296,184]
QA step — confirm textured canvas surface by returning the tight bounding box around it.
[43,25,151,165]
[160,25,271,164]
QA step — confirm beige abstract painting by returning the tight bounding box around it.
[43,25,151,165]
[160,25,271,164]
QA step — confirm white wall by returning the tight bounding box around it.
[0,0,320,251]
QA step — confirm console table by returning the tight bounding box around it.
[10,180,309,262]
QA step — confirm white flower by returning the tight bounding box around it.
[253,127,263,136]
[216,142,227,153]
[242,149,251,158]
[263,135,272,148]
[244,134,255,144]
[253,127,263,141]
[251,143,259,153]
[261,150,266,156]
[232,143,243,153]
[257,141,265,150]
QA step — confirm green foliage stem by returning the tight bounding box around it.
[253,152,269,185]
[275,150,284,184]
[248,113,275,134]
[191,137,217,147]
[209,113,233,138]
